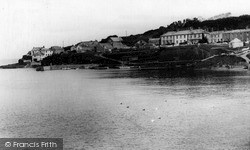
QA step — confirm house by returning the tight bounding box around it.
[161,29,210,46]
[222,29,250,42]
[31,46,53,62]
[143,43,158,49]
[70,45,77,51]
[50,46,64,54]
[74,40,104,53]
[229,38,244,48]
[209,31,224,43]
[135,40,147,49]
[160,31,175,45]
[100,43,113,52]
[107,37,130,49]
[75,41,96,53]
[148,38,160,46]
[31,47,43,62]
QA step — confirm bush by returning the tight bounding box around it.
[22,55,32,60]
[18,59,24,64]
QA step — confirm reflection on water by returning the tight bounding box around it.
[0,69,250,149]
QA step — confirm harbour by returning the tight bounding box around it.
[1,69,250,149]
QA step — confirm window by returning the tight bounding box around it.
[184,35,186,38]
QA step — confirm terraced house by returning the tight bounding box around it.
[209,31,224,43]
[222,29,250,42]
[160,29,209,46]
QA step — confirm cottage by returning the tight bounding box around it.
[50,46,64,54]
[107,37,130,49]
[148,38,160,46]
[100,43,113,52]
[31,46,53,62]
[161,29,209,46]
[222,29,250,42]
[74,40,104,53]
[229,38,244,48]
[209,31,224,43]
[135,40,147,49]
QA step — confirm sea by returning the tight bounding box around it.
[0,68,250,150]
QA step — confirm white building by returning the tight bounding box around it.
[229,38,244,48]
[31,46,53,62]
[161,29,209,46]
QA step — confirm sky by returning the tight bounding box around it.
[1,0,250,60]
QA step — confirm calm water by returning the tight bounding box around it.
[1,68,250,150]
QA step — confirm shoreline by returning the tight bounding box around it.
[1,63,249,72]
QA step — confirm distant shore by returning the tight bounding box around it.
[0,63,27,69]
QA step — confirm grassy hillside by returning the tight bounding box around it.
[196,55,246,68]
[103,44,231,63]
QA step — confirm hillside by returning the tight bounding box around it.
[119,15,250,46]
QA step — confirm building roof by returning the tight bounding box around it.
[76,41,99,47]
[161,29,208,37]
[230,38,243,43]
[109,37,123,42]
[210,31,225,34]
[32,51,44,57]
[50,46,64,50]
[224,29,250,34]
[40,48,53,52]
[149,38,160,41]
[31,47,43,51]
[161,31,176,36]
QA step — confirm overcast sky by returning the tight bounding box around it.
[1,0,250,60]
